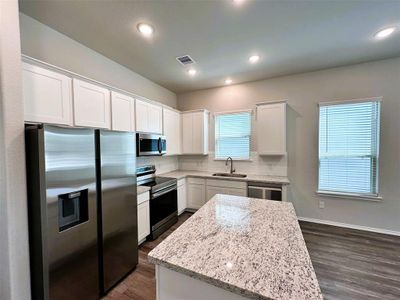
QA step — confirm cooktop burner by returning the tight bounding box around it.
[140,176,175,188]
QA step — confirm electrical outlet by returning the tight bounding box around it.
[319,200,325,209]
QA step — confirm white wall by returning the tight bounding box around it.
[19,13,177,108]
[177,57,400,233]
[0,1,31,299]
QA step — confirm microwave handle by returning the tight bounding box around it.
[158,137,162,153]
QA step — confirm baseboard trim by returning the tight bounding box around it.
[298,217,400,236]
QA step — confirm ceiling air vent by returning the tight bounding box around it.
[176,55,195,66]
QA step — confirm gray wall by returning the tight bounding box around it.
[0,1,31,299]
[19,13,177,108]
[178,58,400,233]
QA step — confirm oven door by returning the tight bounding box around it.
[137,133,166,156]
[150,185,177,231]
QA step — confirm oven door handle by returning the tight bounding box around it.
[152,185,177,199]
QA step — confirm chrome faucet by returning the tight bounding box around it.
[225,157,236,174]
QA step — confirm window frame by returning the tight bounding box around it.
[214,109,252,161]
[316,97,382,200]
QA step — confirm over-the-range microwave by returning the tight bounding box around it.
[136,133,166,156]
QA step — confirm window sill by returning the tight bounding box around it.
[317,190,382,202]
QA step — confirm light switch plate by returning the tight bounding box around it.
[319,200,325,209]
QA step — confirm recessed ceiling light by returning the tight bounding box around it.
[232,0,246,5]
[188,69,197,76]
[137,23,154,37]
[249,55,260,64]
[374,27,396,40]
[225,78,233,85]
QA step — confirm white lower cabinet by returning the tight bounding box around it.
[187,178,248,210]
[206,179,247,201]
[137,192,150,245]
[177,179,187,215]
[187,178,206,209]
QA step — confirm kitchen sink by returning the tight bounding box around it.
[212,173,247,178]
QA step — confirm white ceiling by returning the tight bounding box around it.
[19,0,400,93]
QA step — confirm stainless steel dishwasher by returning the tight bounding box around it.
[247,182,282,201]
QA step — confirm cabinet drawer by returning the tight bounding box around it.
[206,179,247,189]
[187,177,205,185]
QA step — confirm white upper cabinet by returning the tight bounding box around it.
[135,99,163,134]
[163,108,181,155]
[256,102,286,155]
[73,79,111,129]
[22,62,72,125]
[111,91,135,132]
[181,110,209,155]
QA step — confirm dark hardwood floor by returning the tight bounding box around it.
[300,221,400,300]
[105,213,400,300]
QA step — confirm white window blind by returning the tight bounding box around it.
[215,111,251,160]
[318,99,380,196]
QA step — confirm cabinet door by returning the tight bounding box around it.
[187,183,205,209]
[192,112,204,154]
[135,99,148,132]
[206,186,227,202]
[137,200,150,244]
[22,62,72,125]
[111,91,134,132]
[257,103,286,155]
[226,188,247,197]
[163,108,181,155]
[148,103,163,134]
[73,79,111,128]
[177,183,187,215]
[181,113,193,154]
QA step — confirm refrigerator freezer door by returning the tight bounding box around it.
[97,130,138,293]
[26,125,99,300]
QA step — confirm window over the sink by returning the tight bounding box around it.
[214,110,251,160]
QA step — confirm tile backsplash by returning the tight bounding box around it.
[137,155,179,174]
[137,152,287,176]
[178,152,287,176]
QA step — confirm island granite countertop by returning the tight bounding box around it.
[159,170,290,185]
[148,194,322,300]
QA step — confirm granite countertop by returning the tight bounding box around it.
[148,194,322,300]
[137,185,150,195]
[159,170,290,185]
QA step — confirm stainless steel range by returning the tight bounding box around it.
[137,165,178,240]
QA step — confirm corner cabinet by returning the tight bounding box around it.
[135,99,162,134]
[181,110,209,155]
[73,79,111,129]
[111,91,135,132]
[163,108,181,155]
[256,102,286,155]
[22,62,73,126]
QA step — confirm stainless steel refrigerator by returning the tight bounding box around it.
[25,124,138,300]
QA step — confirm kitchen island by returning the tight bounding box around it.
[148,194,322,300]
